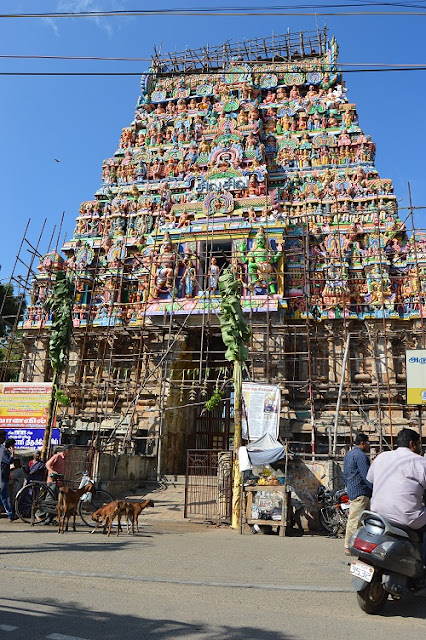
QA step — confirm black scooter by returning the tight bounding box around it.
[348,510,425,614]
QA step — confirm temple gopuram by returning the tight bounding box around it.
[19,31,426,479]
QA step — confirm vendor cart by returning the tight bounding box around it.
[240,483,291,536]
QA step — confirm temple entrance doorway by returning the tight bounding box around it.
[192,393,231,450]
[184,331,233,522]
[190,333,232,451]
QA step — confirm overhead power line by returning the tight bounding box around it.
[3,55,426,68]
[2,5,426,19]
[2,67,426,76]
[0,55,153,62]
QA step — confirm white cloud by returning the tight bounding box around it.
[42,16,60,37]
[44,0,125,38]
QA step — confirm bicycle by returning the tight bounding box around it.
[15,471,113,527]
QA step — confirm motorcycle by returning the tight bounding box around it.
[348,510,425,614]
[316,484,350,536]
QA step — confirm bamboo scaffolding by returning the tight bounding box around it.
[2,36,426,461]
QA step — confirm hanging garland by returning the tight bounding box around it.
[204,367,227,412]
[204,389,224,411]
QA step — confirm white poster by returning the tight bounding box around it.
[406,349,426,405]
[241,382,281,441]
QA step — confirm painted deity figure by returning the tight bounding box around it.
[289,85,300,100]
[276,86,287,102]
[241,227,282,294]
[248,207,257,223]
[177,210,190,228]
[237,109,248,127]
[246,133,258,150]
[321,262,350,310]
[366,264,393,308]
[306,85,318,101]
[208,257,220,293]
[246,257,259,290]
[154,232,179,297]
[182,260,197,298]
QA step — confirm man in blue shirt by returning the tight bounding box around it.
[343,432,372,555]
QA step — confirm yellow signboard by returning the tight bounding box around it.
[0,382,52,426]
[406,350,426,405]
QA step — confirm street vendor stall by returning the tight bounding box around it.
[238,433,292,535]
[241,483,291,536]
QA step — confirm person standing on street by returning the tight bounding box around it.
[46,445,74,490]
[343,432,372,555]
[9,458,26,504]
[0,430,17,521]
[37,445,74,524]
[28,451,41,471]
[28,453,46,482]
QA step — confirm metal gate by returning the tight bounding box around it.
[64,446,92,488]
[184,449,233,522]
[193,390,231,450]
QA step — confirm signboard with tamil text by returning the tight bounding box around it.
[195,175,250,193]
[0,382,58,449]
[5,428,60,450]
[406,350,426,405]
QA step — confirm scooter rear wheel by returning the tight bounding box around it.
[357,577,388,614]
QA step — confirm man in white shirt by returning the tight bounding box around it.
[367,428,426,564]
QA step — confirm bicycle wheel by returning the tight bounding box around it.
[15,483,57,525]
[78,489,114,527]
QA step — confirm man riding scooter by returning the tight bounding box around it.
[347,428,426,614]
[367,428,426,567]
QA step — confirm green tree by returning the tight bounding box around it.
[0,281,25,337]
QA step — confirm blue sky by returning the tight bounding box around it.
[1,1,426,280]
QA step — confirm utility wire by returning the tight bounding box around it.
[2,67,426,76]
[3,7,426,18]
[3,55,426,68]
[3,1,426,14]
[0,55,154,62]
[0,55,152,62]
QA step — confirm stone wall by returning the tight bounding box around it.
[97,451,152,494]
[285,458,343,530]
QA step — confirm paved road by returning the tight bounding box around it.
[0,518,425,640]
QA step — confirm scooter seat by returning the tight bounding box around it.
[388,520,422,542]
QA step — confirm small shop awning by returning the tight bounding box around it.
[239,433,285,471]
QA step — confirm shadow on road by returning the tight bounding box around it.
[0,596,296,640]
[0,519,213,537]
[0,538,153,556]
[379,595,426,620]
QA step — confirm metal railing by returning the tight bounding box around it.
[184,449,233,523]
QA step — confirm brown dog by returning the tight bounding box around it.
[125,499,154,534]
[91,500,128,537]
